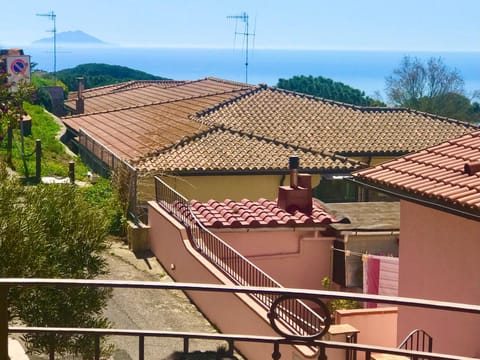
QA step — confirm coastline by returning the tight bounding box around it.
[22,46,480,97]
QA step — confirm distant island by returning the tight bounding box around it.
[32,30,110,46]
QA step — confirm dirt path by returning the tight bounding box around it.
[99,239,238,360]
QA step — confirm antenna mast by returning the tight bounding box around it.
[36,11,57,82]
[227,12,255,84]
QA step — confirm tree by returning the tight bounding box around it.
[0,63,35,167]
[277,75,385,107]
[54,63,170,91]
[0,166,112,359]
[385,56,480,122]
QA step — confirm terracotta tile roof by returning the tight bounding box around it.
[196,86,477,156]
[65,78,253,114]
[352,130,480,218]
[190,198,344,229]
[63,94,238,160]
[133,128,365,174]
[67,80,186,103]
[62,79,253,160]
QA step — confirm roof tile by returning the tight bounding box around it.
[196,87,477,156]
[134,128,363,174]
[63,78,477,177]
[353,130,480,216]
[189,198,341,229]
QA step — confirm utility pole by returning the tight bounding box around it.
[36,11,57,82]
[227,12,255,84]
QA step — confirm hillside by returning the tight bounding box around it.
[54,63,170,90]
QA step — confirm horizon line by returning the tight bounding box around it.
[6,43,480,53]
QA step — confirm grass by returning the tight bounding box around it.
[0,102,125,235]
[1,102,89,179]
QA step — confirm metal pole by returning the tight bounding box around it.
[94,335,100,360]
[53,12,56,83]
[0,286,9,360]
[68,161,75,184]
[36,139,41,181]
[138,335,144,360]
[272,342,281,360]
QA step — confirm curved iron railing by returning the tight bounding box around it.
[154,177,329,339]
[2,280,479,360]
[399,328,433,354]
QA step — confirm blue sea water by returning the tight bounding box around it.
[24,46,480,99]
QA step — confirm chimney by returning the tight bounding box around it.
[289,155,299,188]
[277,156,313,215]
[75,77,85,114]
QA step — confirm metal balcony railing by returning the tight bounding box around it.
[154,177,329,339]
[1,279,479,360]
[398,328,433,354]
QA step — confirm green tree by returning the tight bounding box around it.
[277,75,385,107]
[0,167,112,359]
[55,63,170,91]
[385,56,479,122]
[0,66,35,167]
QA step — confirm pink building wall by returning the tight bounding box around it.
[147,201,319,359]
[335,307,398,348]
[398,201,480,358]
[148,200,436,358]
[216,230,334,290]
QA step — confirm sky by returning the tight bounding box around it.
[1,0,479,51]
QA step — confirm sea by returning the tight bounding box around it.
[23,46,480,99]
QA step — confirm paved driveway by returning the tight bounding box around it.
[100,239,240,360]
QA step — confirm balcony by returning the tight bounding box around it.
[1,278,479,360]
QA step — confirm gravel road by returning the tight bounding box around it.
[99,239,239,360]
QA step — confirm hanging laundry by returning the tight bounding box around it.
[363,254,399,308]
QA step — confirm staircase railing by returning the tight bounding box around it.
[154,177,329,339]
[399,328,433,354]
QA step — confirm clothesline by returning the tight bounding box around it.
[330,246,397,260]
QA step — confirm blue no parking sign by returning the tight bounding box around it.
[6,55,31,89]
[10,58,28,75]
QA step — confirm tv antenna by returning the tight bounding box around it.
[227,12,255,84]
[36,11,57,82]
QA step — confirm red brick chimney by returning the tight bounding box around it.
[75,77,85,114]
[277,156,313,215]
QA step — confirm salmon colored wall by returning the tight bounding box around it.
[142,173,321,202]
[398,201,480,358]
[147,201,318,359]
[336,307,398,360]
[216,230,333,289]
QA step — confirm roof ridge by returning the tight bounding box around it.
[62,87,252,119]
[69,79,202,100]
[267,87,479,128]
[398,107,479,128]
[268,85,367,110]
[133,125,220,162]
[228,127,369,167]
[204,76,252,87]
[134,124,368,169]
[183,125,369,168]
[110,80,185,93]
[194,85,267,119]
[68,81,136,99]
